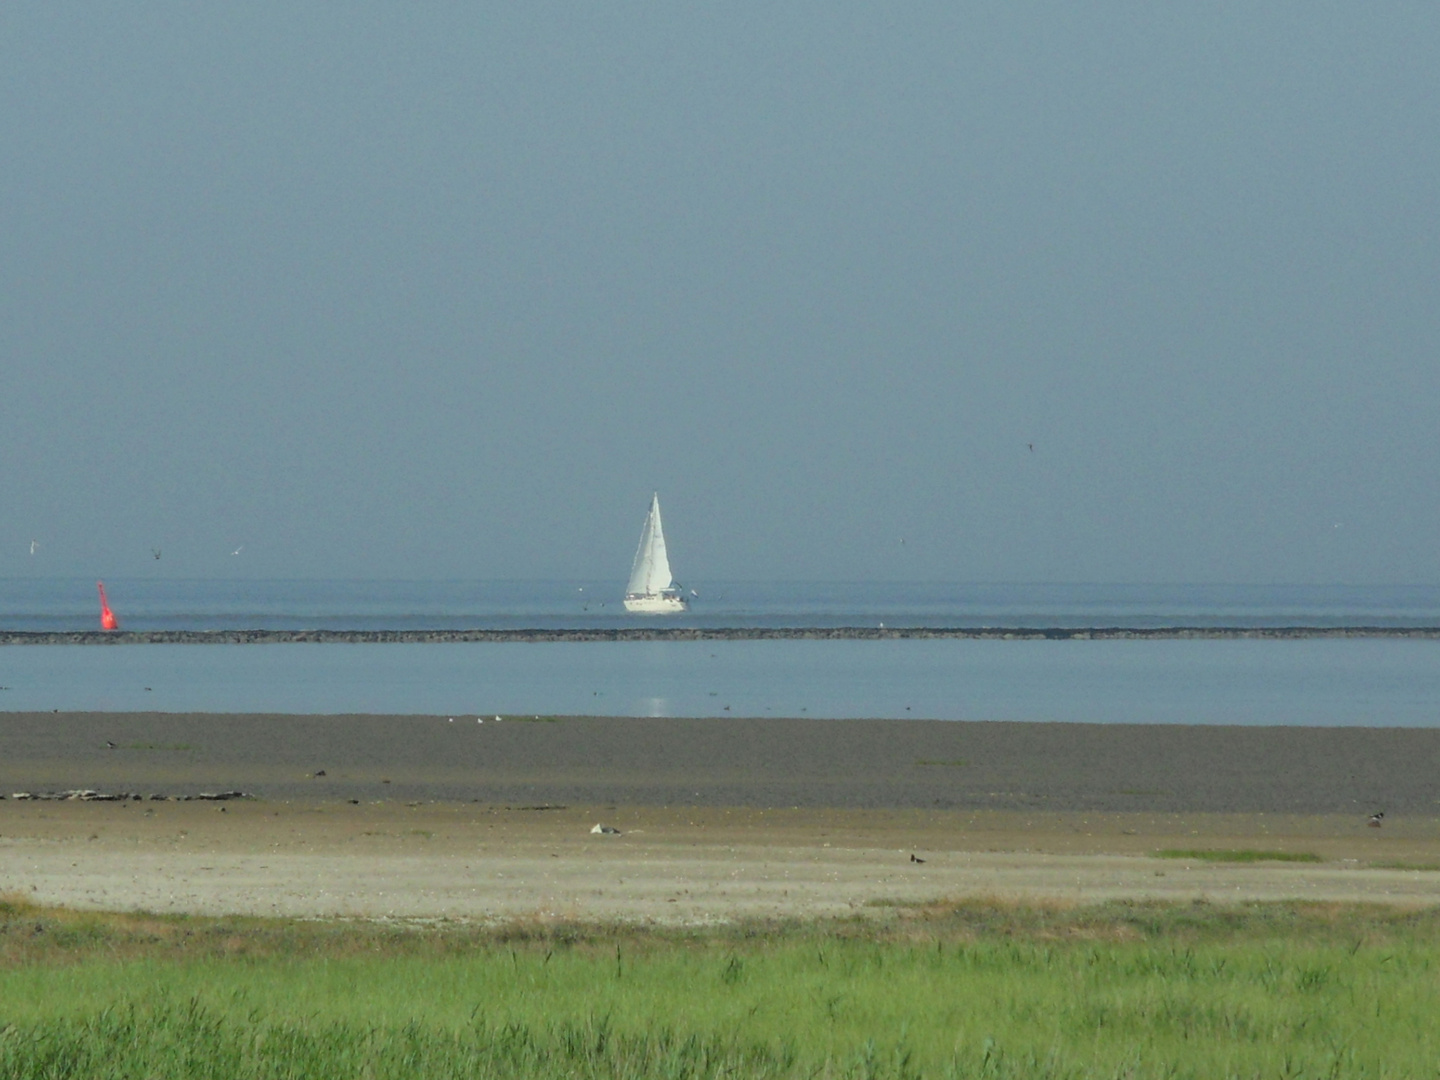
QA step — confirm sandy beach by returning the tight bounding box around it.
[3,713,1439,920]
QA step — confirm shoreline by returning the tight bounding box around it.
[5,714,1439,917]
[3,625,1439,644]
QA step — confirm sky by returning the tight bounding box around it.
[2,3,1437,586]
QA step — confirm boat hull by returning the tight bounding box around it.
[623,593,688,614]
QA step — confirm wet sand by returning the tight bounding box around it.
[3,713,1439,920]
[3,712,1438,813]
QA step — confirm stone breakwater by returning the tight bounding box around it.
[1,626,1437,644]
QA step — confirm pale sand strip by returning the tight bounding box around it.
[4,802,1439,921]
[7,849,1440,922]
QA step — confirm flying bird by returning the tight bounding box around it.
[29,540,38,555]
[232,545,244,555]
[152,548,161,560]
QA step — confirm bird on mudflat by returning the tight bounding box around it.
[1368,812,1385,828]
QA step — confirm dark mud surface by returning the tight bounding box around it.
[2,713,1436,814]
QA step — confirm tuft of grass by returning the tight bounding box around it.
[863,898,930,909]
[0,892,41,919]
[1370,860,1440,872]
[1155,849,1323,864]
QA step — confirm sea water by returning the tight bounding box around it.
[0,580,1437,724]
[3,579,1440,632]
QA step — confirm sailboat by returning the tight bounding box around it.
[623,493,688,614]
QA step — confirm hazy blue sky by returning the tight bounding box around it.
[3,3,1437,585]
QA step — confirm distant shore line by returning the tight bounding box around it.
[1,626,1438,644]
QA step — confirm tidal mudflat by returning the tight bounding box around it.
[3,713,1439,919]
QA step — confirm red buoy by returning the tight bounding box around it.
[97,581,119,631]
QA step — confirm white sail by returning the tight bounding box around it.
[624,494,687,613]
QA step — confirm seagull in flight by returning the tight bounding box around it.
[152,548,161,560]
[29,540,37,555]
[232,545,244,556]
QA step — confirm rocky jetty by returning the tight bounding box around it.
[0,626,1437,645]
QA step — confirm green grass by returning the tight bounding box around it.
[1370,860,1440,872]
[1155,849,1324,864]
[2,899,1439,1077]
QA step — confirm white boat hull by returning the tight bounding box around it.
[624,593,688,614]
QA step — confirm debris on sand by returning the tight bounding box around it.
[10,789,253,802]
[12,790,137,802]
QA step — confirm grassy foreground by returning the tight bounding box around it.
[2,898,1439,1078]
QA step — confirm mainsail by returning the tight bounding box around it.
[626,493,674,597]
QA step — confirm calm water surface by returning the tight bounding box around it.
[1,581,1436,724]
[0,639,1436,726]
